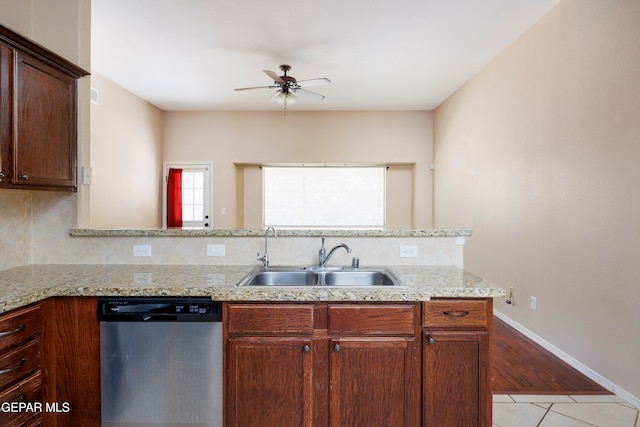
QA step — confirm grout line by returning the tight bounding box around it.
[535,403,552,427]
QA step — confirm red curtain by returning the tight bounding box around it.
[167,168,183,228]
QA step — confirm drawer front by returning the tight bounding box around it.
[227,303,315,335]
[423,299,489,329]
[328,304,416,335]
[0,305,42,352]
[0,370,43,427]
[0,338,41,390]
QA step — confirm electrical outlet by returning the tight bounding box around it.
[530,296,537,310]
[399,246,418,257]
[133,272,152,284]
[207,244,226,257]
[133,245,152,257]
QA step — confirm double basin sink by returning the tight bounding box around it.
[238,266,403,287]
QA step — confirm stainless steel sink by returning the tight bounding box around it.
[323,270,396,286]
[237,266,403,287]
[242,270,319,286]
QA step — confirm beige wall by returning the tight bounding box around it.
[89,72,163,228]
[163,110,434,229]
[434,0,640,400]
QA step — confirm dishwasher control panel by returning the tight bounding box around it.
[98,297,222,322]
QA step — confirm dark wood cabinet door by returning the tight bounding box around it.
[423,331,490,427]
[0,42,12,185]
[41,297,101,427]
[329,337,420,427]
[14,50,77,189]
[227,336,314,427]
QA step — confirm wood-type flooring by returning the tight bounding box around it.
[492,317,610,395]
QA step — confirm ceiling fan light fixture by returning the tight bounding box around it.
[272,91,297,106]
[236,65,329,111]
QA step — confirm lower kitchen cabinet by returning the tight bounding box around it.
[224,302,421,427]
[227,336,314,426]
[422,298,493,427]
[41,297,101,427]
[0,304,43,427]
[329,337,419,426]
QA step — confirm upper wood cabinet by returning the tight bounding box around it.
[0,24,89,192]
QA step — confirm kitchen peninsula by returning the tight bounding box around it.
[0,227,504,426]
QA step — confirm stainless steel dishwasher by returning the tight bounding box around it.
[98,297,223,427]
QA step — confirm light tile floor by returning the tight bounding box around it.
[493,394,639,427]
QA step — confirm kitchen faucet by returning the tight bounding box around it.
[318,237,352,268]
[257,227,277,269]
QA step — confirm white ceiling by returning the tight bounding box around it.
[91,0,559,111]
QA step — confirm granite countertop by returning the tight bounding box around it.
[0,264,505,314]
[69,228,472,238]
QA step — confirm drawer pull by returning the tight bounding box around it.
[0,358,26,375]
[427,337,435,345]
[443,311,469,317]
[0,322,25,337]
[303,345,310,353]
[18,174,29,180]
[334,344,341,352]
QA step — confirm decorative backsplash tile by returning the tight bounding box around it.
[1,190,465,269]
[0,191,32,270]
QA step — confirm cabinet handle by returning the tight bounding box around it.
[0,171,4,182]
[0,358,26,375]
[427,337,435,345]
[303,345,310,353]
[443,310,469,317]
[334,344,340,352]
[18,174,29,180]
[0,322,25,337]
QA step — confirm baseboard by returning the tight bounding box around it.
[494,310,640,409]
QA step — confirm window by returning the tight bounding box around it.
[163,162,212,229]
[263,166,385,229]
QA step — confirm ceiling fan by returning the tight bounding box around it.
[235,64,331,110]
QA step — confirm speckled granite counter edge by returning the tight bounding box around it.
[69,228,472,238]
[0,265,505,315]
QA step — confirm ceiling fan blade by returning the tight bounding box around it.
[296,77,331,87]
[295,88,325,101]
[234,85,276,91]
[263,70,285,84]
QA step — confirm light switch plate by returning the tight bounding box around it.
[81,166,92,185]
[207,244,226,257]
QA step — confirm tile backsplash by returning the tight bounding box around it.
[2,191,464,269]
[0,191,32,270]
